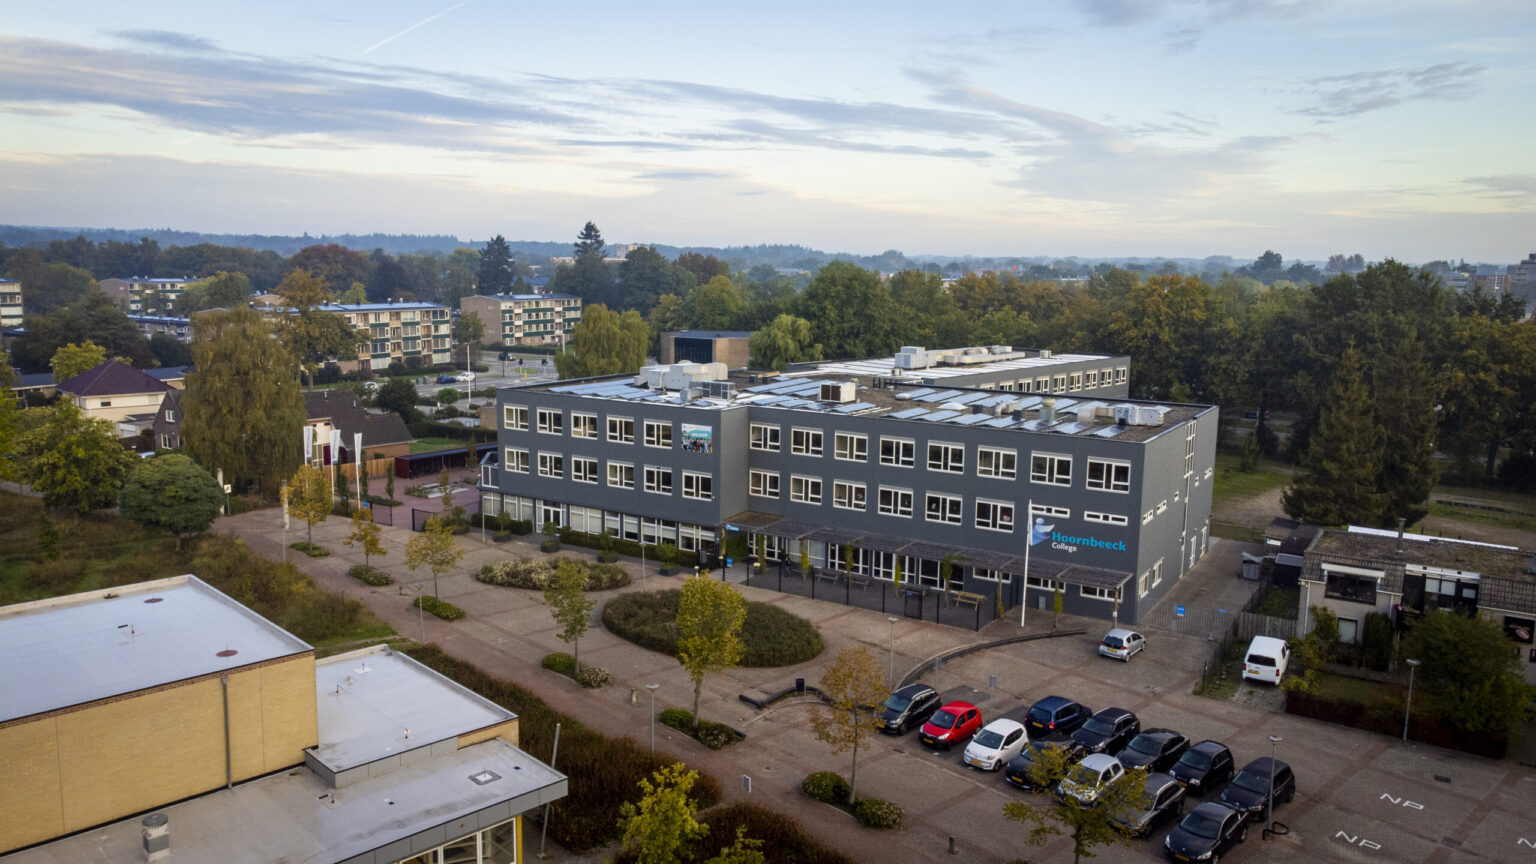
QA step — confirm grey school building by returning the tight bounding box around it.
[478,346,1217,624]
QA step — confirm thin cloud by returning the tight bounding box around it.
[364,1,472,55]
[108,30,219,53]
[1464,174,1536,203]
[1292,61,1484,119]
[1164,25,1203,53]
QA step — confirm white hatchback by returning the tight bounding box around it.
[962,719,1029,771]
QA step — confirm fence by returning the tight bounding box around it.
[411,498,481,531]
[367,503,394,527]
[742,563,996,631]
[1141,601,1296,643]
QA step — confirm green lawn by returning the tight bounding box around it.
[409,436,467,454]
[1211,451,1293,504]
[1426,500,1536,534]
[1313,671,1397,705]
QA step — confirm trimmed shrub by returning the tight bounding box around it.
[412,595,466,621]
[556,528,702,568]
[542,652,576,674]
[854,798,903,830]
[476,557,630,591]
[347,564,393,586]
[658,708,694,731]
[657,709,737,749]
[601,589,823,666]
[801,771,851,804]
[575,666,612,688]
[288,542,329,558]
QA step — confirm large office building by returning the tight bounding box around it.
[0,277,21,329]
[460,294,582,347]
[478,346,1215,624]
[317,301,454,371]
[0,575,565,862]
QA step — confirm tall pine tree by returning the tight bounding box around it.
[1374,335,1439,526]
[573,222,605,259]
[1282,345,1384,526]
[476,235,514,296]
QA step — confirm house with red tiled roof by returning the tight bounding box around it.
[55,360,172,435]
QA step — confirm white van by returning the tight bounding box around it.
[1241,636,1290,684]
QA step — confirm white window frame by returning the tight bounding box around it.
[607,461,635,489]
[503,447,529,474]
[536,408,564,436]
[1142,509,1155,525]
[1157,499,1169,515]
[925,491,963,525]
[878,486,913,517]
[571,456,599,484]
[1084,511,1129,526]
[1081,585,1121,601]
[749,469,779,499]
[879,436,914,467]
[1086,458,1131,493]
[791,427,824,456]
[643,465,673,495]
[927,441,964,474]
[790,474,823,504]
[1026,576,1064,592]
[749,423,780,452]
[537,452,564,478]
[1030,452,1072,486]
[570,411,598,439]
[834,432,868,462]
[975,498,1015,533]
[833,480,867,511]
[977,446,1017,479]
[1069,372,1083,392]
[1030,503,1070,519]
[682,471,713,501]
[643,420,674,449]
[607,416,634,443]
[502,405,528,431]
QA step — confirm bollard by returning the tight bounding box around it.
[948,835,957,855]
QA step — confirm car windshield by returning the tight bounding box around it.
[929,710,958,729]
[1128,735,1161,756]
[1179,749,1213,770]
[883,694,912,713]
[1027,706,1054,724]
[1081,717,1114,736]
[1181,811,1223,840]
[1067,764,1102,786]
[973,729,1004,749]
[1231,770,1269,793]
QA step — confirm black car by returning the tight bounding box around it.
[1219,757,1296,817]
[436,373,457,384]
[1117,729,1190,773]
[1003,734,1087,791]
[1111,772,1187,838]
[1025,695,1092,736]
[878,683,940,735]
[1169,740,1235,796]
[1073,707,1140,755]
[1164,801,1248,861]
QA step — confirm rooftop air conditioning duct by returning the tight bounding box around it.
[819,381,856,403]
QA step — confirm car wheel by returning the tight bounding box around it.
[1283,786,1294,804]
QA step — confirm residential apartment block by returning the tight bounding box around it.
[126,313,194,342]
[318,301,453,371]
[479,346,1214,625]
[99,277,197,315]
[461,294,582,347]
[0,277,21,328]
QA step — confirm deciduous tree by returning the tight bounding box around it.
[797,262,899,360]
[17,401,137,514]
[1003,748,1147,864]
[686,275,747,331]
[554,304,649,379]
[405,515,463,599]
[809,645,887,805]
[119,454,224,548]
[49,340,107,382]
[288,463,331,547]
[747,314,821,370]
[376,377,421,422]
[274,269,360,390]
[675,575,745,732]
[618,763,709,864]
[1402,610,1529,736]
[0,355,17,481]
[343,507,387,568]
[543,559,595,673]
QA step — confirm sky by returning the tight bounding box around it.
[1,1,1533,262]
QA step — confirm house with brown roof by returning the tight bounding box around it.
[55,360,172,436]
[303,390,413,469]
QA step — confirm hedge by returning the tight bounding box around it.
[658,709,739,750]
[1284,689,1507,758]
[411,595,466,621]
[602,589,824,667]
[476,557,630,591]
[854,798,903,830]
[347,564,393,586]
[556,527,701,568]
[406,420,496,443]
[288,542,329,558]
[802,771,851,804]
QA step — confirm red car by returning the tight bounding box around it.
[919,700,983,749]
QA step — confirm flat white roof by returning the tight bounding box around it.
[796,351,1117,380]
[0,576,311,723]
[311,647,513,774]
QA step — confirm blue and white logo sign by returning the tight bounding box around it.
[1029,517,1054,546]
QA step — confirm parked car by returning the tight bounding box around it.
[1073,707,1140,755]
[919,701,982,750]
[1099,628,1146,661]
[1117,729,1190,773]
[1219,757,1296,817]
[1004,734,1087,791]
[1025,696,1092,736]
[1169,740,1235,796]
[1241,636,1290,685]
[455,371,476,383]
[435,373,457,384]
[879,683,940,735]
[963,719,1029,771]
[1110,772,1187,838]
[360,380,379,393]
[1164,801,1248,861]
[1057,753,1125,805]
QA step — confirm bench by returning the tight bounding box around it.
[814,567,842,585]
[846,572,872,591]
[951,590,986,610]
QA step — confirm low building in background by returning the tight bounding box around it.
[461,293,581,347]
[0,575,566,862]
[318,301,454,371]
[126,313,194,342]
[660,330,752,368]
[99,277,197,315]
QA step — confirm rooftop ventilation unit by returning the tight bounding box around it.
[688,380,737,401]
[894,347,929,369]
[1113,404,1167,426]
[819,381,856,403]
[1039,349,1053,359]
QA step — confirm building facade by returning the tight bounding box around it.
[127,313,194,342]
[479,347,1214,625]
[0,277,21,329]
[461,294,582,347]
[660,330,752,368]
[99,277,197,315]
[317,301,453,371]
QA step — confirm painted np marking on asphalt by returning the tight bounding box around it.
[1518,836,1535,849]
[1336,832,1383,850]
[1379,793,1424,810]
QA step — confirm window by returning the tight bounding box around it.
[1142,509,1155,525]
[1085,370,1098,388]
[682,472,713,501]
[1053,375,1067,391]
[571,412,598,439]
[1151,558,1164,588]
[1031,452,1071,486]
[1086,458,1131,492]
[975,499,1014,532]
[1115,367,1128,384]
[749,469,779,498]
[1325,573,1379,604]
[791,427,823,456]
[537,452,564,478]
[164,410,175,422]
[536,408,564,435]
[1030,503,1070,519]
[790,475,822,504]
[160,434,174,448]
[636,465,670,494]
[977,446,1017,479]
[833,480,867,511]
[880,436,915,467]
[571,456,599,484]
[1069,372,1083,392]
[644,420,673,448]
[927,442,964,473]
[749,423,780,452]
[1081,586,1121,601]
[99,400,111,408]
[1026,576,1063,592]
[1156,499,1169,514]
[503,448,529,473]
[878,486,913,517]
[834,432,868,462]
[1035,376,1048,392]
[1084,511,1129,526]
[607,461,634,489]
[607,417,634,443]
[925,492,963,525]
[503,405,528,431]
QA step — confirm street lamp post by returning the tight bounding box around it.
[1403,658,1421,742]
[410,582,427,646]
[887,617,899,688]
[1266,734,1282,837]
[646,683,660,755]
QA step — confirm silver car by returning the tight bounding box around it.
[1098,628,1145,661]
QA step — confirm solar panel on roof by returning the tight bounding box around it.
[893,388,935,400]
[1052,422,1091,434]
[944,392,988,405]
[919,390,964,403]
[977,395,1014,407]
[948,414,989,425]
[919,411,959,422]
[779,398,810,408]
[1088,425,1126,438]
[835,402,875,413]
[890,407,929,419]
[1050,399,1078,410]
[982,417,1018,428]
[1015,396,1042,409]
